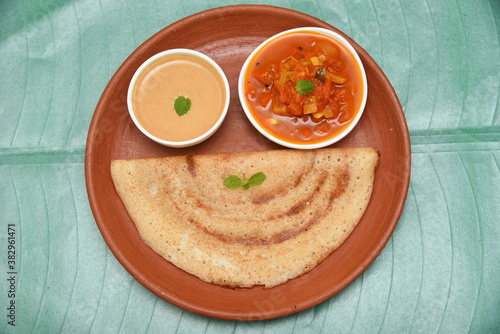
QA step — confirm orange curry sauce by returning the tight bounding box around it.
[244,31,364,144]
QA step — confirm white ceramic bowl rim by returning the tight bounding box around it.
[127,48,230,148]
[238,27,368,149]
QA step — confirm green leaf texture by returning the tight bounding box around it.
[1,0,499,333]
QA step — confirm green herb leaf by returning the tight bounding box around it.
[223,172,266,190]
[174,96,191,116]
[223,175,242,189]
[248,172,266,186]
[295,79,315,95]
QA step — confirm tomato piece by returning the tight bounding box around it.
[285,84,297,103]
[328,100,341,119]
[323,78,331,101]
[247,90,256,100]
[274,79,285,93]
[260,92,272,107]
[334,88,350,104]
[314,121,330,134]
[338,111,351,123]
[290,57,307,73]
[300,127,312,139]
[254,70,273,86]
[289,102,302,116]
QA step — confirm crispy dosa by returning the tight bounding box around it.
[110,147,378,288]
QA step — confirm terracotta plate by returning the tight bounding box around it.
[85,5,411,321]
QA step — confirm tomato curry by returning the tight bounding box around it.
[244,31,364,144]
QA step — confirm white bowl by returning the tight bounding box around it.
[238,27,367,149]
[128,49,230,148]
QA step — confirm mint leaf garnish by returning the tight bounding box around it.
[295,79,315,95]
[174,96,191,116]
[223,175,242,189]
[248,172,266,186]
[224,172,266,190]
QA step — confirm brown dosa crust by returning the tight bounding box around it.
[111,147,378,288]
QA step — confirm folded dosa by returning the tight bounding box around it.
[111,147,378,288]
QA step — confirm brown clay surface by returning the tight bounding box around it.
[85,5,410,321]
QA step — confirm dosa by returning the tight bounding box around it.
[111,147,378,288]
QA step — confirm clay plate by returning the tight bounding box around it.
[85,5,411,321]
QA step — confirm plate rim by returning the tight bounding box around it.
[85,4,411,321]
